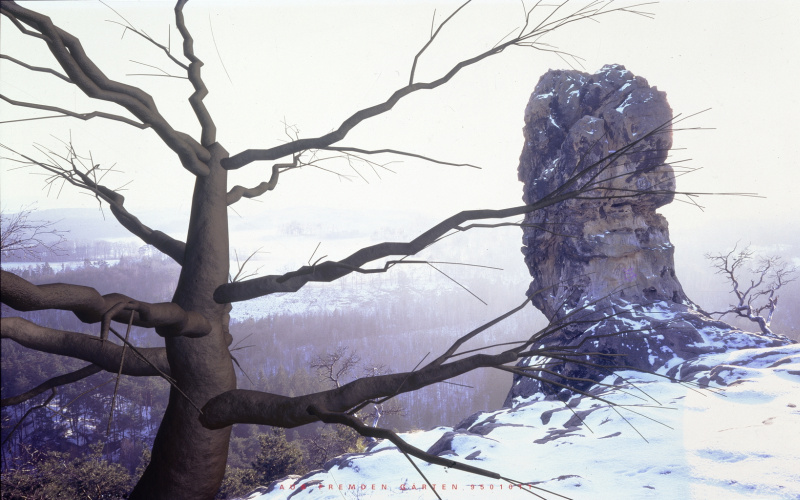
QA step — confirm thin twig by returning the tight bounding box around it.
[107,310,134,437]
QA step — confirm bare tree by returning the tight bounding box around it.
[706,244,798,335]
[0,205,67,260]
[311,347,361,389]
[0,1,699,498]
[312,347,406,428]
[360,363,407,429]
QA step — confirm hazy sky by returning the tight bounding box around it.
[1,1,798,259]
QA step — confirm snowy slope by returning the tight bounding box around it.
[246,343,800,500]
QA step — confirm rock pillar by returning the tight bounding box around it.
[506,65,790,405]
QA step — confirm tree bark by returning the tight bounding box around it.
[131,143,235,499]
[0,317,169,376]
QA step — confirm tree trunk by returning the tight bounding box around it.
[131,144,235,499]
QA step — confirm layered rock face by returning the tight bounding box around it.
[506,64,791,404]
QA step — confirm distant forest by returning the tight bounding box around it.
[3,235,797,497]
[1,236,158,263]
[1,249,532,493]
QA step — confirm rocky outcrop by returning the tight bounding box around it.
[506,64,792,404]
[247,66,800,500]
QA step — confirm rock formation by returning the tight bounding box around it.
[250,66,799,500]
[506,64,792,404]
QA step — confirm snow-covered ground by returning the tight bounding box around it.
[247,343,800,500]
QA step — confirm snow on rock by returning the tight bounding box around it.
[243,344,800,500]
[509,64,794,400]
[236,66,800,499]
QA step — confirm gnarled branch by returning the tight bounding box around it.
[215,117,680,303]
[200,348,516,429]
[1,1,211,176]
[174,0,216,145]
[1,270,210,338]
[1,317,169,376]
[221,1,650,171]
[0,143,187,264]
[226,163,284,205]
[199,292,625,429]
[213,200,570,303]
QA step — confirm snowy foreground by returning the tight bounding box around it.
[246,344,800,500]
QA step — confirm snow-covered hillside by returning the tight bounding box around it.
[246,343,800,500]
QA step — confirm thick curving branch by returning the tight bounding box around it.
[221,1,649,171]
[221,67,494,170]
[174,0,216,146]
[216,114,746,305]
[1,270,210,338]
[213,193,577,304]
[1,317,170,376]
[226,163,284,205]
[1,364,102,407]
[202,287,667,494]
[201,287,651,429]
[109,204,187,264]
[0,143,187,264]
[198,296,626,428]
[94,177,187,265]
[200,349,515,429]
[2,9,48,41]
[0,1,211,176]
